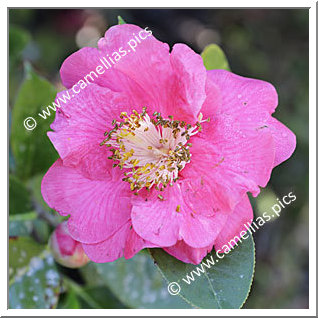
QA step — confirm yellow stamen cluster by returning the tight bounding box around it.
[100,108,209,194]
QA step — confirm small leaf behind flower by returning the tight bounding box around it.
[118,16,127,25]
[201,43,231,71]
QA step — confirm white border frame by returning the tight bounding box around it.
[2,1,316,316]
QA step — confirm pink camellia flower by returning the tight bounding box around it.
[49,221,90,268]
[41,24,296,265]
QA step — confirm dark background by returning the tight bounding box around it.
[9,9,309,308]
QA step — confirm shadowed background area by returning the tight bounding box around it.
[9,9,308,309]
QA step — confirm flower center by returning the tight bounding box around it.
[101,108,209,193]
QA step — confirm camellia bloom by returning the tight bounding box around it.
[49,221,90,268]
[42,24,296,265]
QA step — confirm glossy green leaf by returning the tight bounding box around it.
[81,252,191,308]
[118,16,126,25]
[9,175,32,215]
[201,44,230,71]
[9,237,61,309]
[11,65,58,180]
[150,232,255,309]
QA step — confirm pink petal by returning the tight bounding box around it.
[131,179,231,248]
[124,227,158,260]
[48,84,134,179]
[60,47,155,110]
[98,24,170,110]
[60,47,133,94]
[199,75,222,136]
[55,221,77,256]
[166,43,207,123]
[214,194,253,252]
[181,137,256,205]
[41,159,131,244]
[99,25,206,123]
[207,69,278,114]
[82,222,130,263]
[267,117,296,167]
[61,25,208,125]
[131,186,183,247]
[198,70,277,195]
[82,222,156,262]
[164,240,213,265]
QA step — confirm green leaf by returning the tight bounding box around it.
[32,219,51,243]
[150,232,255,309]
[9,212,51,243]
[201,44,230,71]
[118,16,126,25]
[61,277,104,309]
[9,237,44,282]
[57,289,81,309]
[81,252,191,308]
[9,237,61,309]
[255,188,280,221]
[27,173,67,226]
[9,175,32,215]
[9,212,37,237]
[11,65,58,180]
[9,26,31,105]
[77,286,126,309]
[9,219,34,237]
[28,173,55,214]
[9,25,31,64]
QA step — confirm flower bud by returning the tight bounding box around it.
[49,221,90,268]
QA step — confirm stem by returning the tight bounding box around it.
[62,276,103,309]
